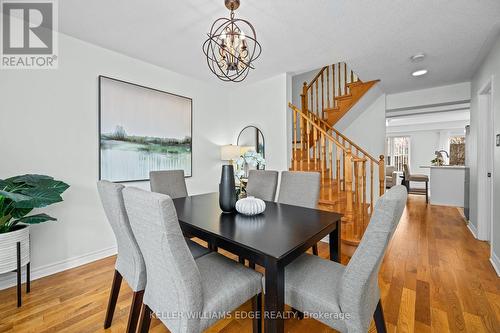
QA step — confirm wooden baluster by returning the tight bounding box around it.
[326,66,330,109]
[344,149,353,221]
[379,155,385,195]
[354,160,361,238]
[337,63,341,98]
[310,89,314,115]
[315,80,319,118]
[329,140,333,184]
[304,117,311,166]
[293,110,297,164]
[322,133,327,172]
[370,160,374,216]
[313,126,317,162]
[362,160,367,231]
[301,82,308,113]
[335,146,344,193]
[320,71,324,116]
[332,64,336,108]
[344,62,347,95]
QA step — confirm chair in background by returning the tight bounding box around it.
[283,185,407,333]
[150,170,188,199]
[122,187,263,333]
[150,170,211,255]
[246,170,279,201]
[277,171,321,255]
[403,164,429,203]
[97,181,210,332]
[385,166,398,188]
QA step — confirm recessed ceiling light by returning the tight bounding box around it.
[412,69,428,77]
[411,53,426,62]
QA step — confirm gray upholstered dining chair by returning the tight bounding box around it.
[97,181,210,333]
[277,171,321,255]
[246,170,279,201]
[150,170,188,199]
[150,170,211,250]
[283,185,408,333]
[122,187,263,333]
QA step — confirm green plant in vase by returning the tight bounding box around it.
[0,174,69,234]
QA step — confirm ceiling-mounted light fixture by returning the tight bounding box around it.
[412,69,428,77]
[202,0,262,82]
[410,53,426,62]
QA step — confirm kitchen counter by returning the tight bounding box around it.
[420,165,465,206]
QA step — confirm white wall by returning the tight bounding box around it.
[0,32,288,288]
[386,82,471,110]
[470,32,500,273]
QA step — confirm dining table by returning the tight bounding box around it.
[172,192,342,333]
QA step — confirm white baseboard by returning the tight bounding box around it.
[0,246,117,291]
[467,221,478,239]
[490,252,500,277]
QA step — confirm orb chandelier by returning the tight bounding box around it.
[202,0,262,82]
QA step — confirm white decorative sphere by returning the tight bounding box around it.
[236,196,266,216]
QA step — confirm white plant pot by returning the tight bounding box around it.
[0,225,30,274]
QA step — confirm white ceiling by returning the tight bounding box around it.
[59,0,500,93]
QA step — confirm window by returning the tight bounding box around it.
[386,136,410,172]
[449,136,465,165]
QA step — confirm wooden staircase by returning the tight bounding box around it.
[290,62,384,256]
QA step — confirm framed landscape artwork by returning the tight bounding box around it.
[99,76,192,182]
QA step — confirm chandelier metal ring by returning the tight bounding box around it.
[202,0,262,82]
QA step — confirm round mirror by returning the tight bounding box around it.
[237,126,265,158]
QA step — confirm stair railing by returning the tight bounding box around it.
[290,103,384,241]
[301,62,360,120]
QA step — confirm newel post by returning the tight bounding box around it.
[378,155,385,195]
[301,82,308,113]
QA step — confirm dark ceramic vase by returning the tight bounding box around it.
[219,165,237,213]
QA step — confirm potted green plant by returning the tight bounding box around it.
[0,174,69,275]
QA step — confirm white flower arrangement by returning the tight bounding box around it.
[235,151,266,179]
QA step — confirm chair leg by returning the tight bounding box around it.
[249,261,256,269]
[312,244,319,256]
[126,290,144,333]
[425,181,429,204]
[252,293,262,333]
[137,303,153,333]
[238,256,245,264]
[373,300,387,333]
[104,269,122,329]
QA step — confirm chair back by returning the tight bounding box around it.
[97,181,146,291]
[277,171,320,208]
[123,187,203,333]
[246,170,279,201]
[150,170,188,199]
[338,185,407,332]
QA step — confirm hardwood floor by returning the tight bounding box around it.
[0,196,499,332]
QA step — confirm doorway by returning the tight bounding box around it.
[477,78,494,242]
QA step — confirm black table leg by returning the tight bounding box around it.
[264,259,284,333]
[329,222,341,263]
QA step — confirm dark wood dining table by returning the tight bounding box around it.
[172,192,342,333]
